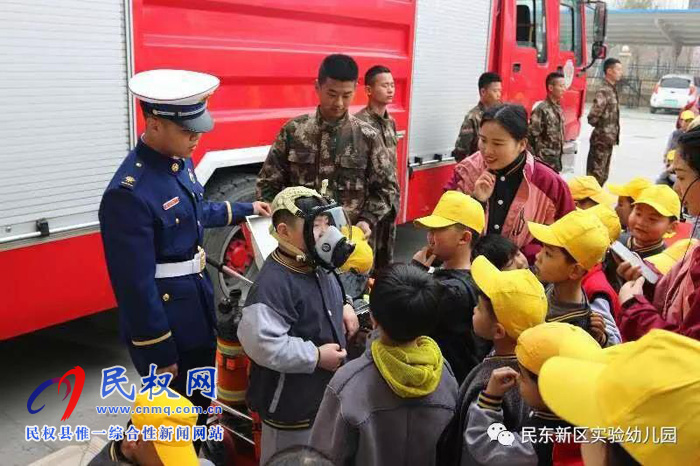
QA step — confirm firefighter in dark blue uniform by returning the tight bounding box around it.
[99,70,271,422]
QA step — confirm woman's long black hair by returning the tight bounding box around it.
[678,125,700,174]
[480,103,529,141]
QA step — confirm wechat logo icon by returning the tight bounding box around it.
[487,422,515,446]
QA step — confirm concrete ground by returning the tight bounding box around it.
[0,105,677,465]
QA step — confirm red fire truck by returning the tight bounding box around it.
[0,0,606,339]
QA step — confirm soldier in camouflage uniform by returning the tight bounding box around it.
[528,72,566,172]
[355,65,400,269]
[452,72,502,162]
[587,58,622,186]
[257,54,399,245]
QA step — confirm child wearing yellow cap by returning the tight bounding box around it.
[412,190,487,383]
[665,109,697,155]
[89,392,202,466]
[465,323,601,465]
[539,329,700,466]
[657,150,678,189]
[607,177,653,230]
[581,204,624,345]
[605,184,680,292]
[529,210,613,346]
[567,175,616,210]
[441,256,547,465]
[647,238,699,275]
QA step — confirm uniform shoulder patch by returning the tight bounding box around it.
[120,175,138,190]
[287,113,311,128]
[352,116,379,139]
[112,152,144,191]
[354,108,371,122]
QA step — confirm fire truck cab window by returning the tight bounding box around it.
[559,1,584,65]
[516,0,547,63]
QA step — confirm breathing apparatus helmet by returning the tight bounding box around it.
[269,185,356,270]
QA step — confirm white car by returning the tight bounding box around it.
[650,74,698,113]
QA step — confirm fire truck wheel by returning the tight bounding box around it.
[203,172,259,305]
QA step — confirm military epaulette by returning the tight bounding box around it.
[287,113,311,127]
[355,117,379,139]
[118,158,145,190]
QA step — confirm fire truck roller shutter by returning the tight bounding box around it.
[404,0,492,219]
[0,0,131,243]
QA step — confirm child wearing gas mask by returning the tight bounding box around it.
[237,186,360,464]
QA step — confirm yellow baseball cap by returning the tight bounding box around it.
[528,210,610,270]
[633,185,681,219]
[471,255,547,340]
[131,392,199,466]
[539,330,700,465]
[607,177,653,200]
[581,204,622,244]
[339,226,374,274]
[515,322,601,375]
[680,110,696,121]
[414,191,485,233]
[567,176,617,206]
[647,238,698,275]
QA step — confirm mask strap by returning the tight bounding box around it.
[269,229,309,264]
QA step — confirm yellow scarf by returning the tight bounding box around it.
[371,336,444,398]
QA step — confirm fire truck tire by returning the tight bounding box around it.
[203,172,259,305]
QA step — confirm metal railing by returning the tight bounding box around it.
[626,64,700,82]
[589,63,700,82]
[587,77,646,108]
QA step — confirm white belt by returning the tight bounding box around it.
[155,249,206,279]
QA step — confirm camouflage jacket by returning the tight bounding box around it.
[256,108,399,225]
[452,102,485,162]
[354,106,398,153]
[354,106,400,211]
[588,80,620,146]
[528,97,565,160]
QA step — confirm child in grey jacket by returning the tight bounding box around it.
[309,264,458,466]
[455,256,548,466]
[238,187,358,464]
[465,322,599,465]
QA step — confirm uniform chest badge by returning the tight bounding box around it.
[120,176,136,188]
[163,197,180,210]
[188,169,196,184]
